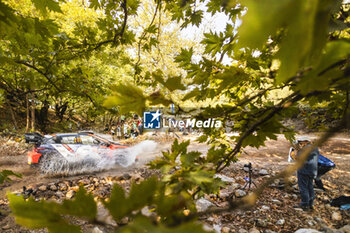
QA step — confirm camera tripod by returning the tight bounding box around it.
[242,163,257,191]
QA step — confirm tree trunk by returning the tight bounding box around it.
[7,99,18,130]
[31,94,35,131]
[345,90,349,129]
[26,93,30,132]
[102,114,106,128]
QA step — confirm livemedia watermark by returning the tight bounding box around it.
[143,109,222,129]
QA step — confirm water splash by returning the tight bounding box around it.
[40,140,158,176]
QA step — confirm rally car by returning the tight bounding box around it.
[25,132,128,166]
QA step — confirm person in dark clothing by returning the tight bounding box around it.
[296,136,319,211]
[289,146,335,191]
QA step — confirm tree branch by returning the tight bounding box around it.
[216,92,301,172]
[188,112,350,219]
[134,0,161,82]
[15,60,61,91]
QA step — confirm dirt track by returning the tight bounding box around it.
[1,133,350,232]
[1,133,349,198]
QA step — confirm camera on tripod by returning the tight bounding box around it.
[244,162,252,170]
[242,162,256,190]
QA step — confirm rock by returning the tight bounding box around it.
[2,224,10,230]
[96,202,117,226]
[213,224,221,233]
[122,173,131,180]
[231,183,241,190]
[320,225,336,233]
[91,227,104,233]
[291,194,298,200]
[290,176,297,184]
[314,188,324,194]
[276,219,285,225]
[93,187,109,197]
[49,185,58,191]
[339,225,350,233]
[256,219,267,227]
[207,217,215,222]
[219,190,231,199]
[132,174,144,182]
[221,226,230,233]
[271,199,282,205]
[238,229,248,233]
[215,174,235,183]
[79,179,90,185]
[332,211,342,221]
[307,220,316,226]
[59,183,68,191]
[56,191,64,198]
[70,186,80,192]
[294,229,322,233]
[235,190,247,198]
[196,198,215,212]
[313,217,325,224]
[203,224,214,232]
[249,227,260,233]
[258,169,269,176]
[38,185,47,191]
[66,190,75,199]
[265,230,277,233]
[141,206,152,217]
[119,217,129,225]
[261,205,270,211]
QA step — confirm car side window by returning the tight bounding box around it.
[80,135,97,145]
[60,136,79,144]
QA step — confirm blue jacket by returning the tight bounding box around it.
[297,144,319,178]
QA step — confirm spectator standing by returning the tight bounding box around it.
[295,136,319,211]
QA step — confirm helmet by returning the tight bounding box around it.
[296,136,311,143]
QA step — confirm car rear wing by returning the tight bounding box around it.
[25,132,44,144]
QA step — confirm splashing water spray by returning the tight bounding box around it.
[40,140,158,176]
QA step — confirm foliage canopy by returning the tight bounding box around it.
[1,0,350,231]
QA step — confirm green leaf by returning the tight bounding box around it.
[103,184,127,221]
[147,91,173,106]
[202,32,223,56]
[128,176,158,210]
[58,186,97,220]
[237,0,296,50]
[0,1,18,26]
[164,76,186,91]
[127,0,140,15]
[196,134,208,143]
[0,170,22,184]
[180,151,202,167]
[175,48,193,67]
[237,0,334,84]
[8,194,81,233]
[154,73,186,92]
[183,88,201,101]
[298,40,350,94]
[117,216,214,233]
[104,177,158,222]
[31,0,63,15]
[206,147,226,163]
[190,10,203,27]
[104,83,146,116]
[146,25,158,34]
[170,139,190,162]
[187,170,215,184]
